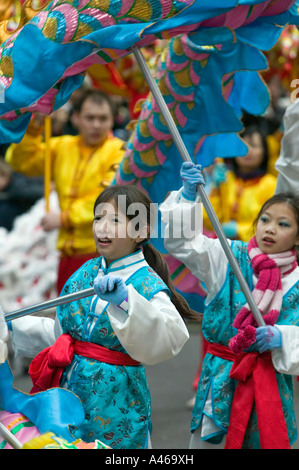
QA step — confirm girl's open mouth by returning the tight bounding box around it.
[262,237,275,245]
[98,238,112,245]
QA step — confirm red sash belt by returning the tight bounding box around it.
[206,342,291,449]
[29,333,140,393]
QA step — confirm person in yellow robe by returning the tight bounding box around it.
[203,125,277,242]
[6,89,125,293]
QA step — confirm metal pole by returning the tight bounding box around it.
[131,45,265,327]
[0,422,23,449]
[4,287,95,322]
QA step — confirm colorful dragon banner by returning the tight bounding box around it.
[0,1,298,143]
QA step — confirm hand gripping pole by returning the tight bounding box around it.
[131,45,265,327]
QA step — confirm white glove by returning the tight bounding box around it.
[0,306,9,363]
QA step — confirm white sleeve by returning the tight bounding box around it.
[160,189,230,304]
[275,100,299,194]
[106,285,189,366]
[271,325,299,375]
[10,315,60,357]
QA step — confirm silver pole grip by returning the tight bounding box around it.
[4,287,95,322]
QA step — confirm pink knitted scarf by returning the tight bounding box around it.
[229,236,297,354]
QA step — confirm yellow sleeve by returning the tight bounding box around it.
[61,195,98,228]
[97,139,125,190]
[236,220,255,242]
[202,171,235,230]
[5,132,61,177]
[235,174,277,241]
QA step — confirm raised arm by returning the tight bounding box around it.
[159,162,230,304]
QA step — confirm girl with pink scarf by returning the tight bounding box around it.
[160,162,299,449]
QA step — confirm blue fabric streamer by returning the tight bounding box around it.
[0,1,297,143]
[0,361,85,442]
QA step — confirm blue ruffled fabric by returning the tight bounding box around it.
[0,361,84,442]
[0,1,298,143]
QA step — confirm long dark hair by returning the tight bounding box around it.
[94,185,201,322]
[253,192,299,261]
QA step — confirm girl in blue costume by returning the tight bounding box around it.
[160,162,299,449]
[6,184,198,449]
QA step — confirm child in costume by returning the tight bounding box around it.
[160,161,299,449]
[5,185,196,449]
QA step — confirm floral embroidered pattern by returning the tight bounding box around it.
[57,257,167,448]
[192,240,299,448]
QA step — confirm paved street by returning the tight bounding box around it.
[146,322,201,449]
